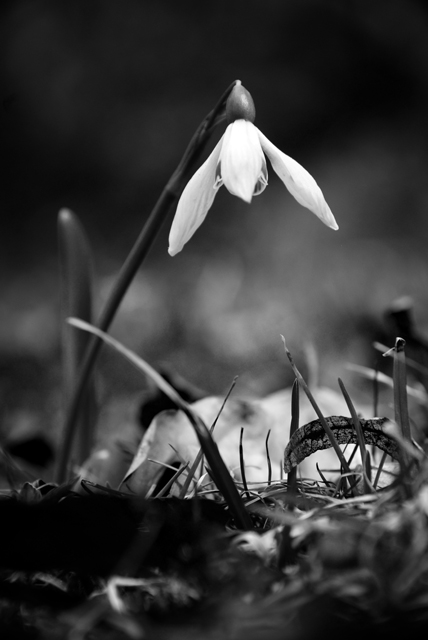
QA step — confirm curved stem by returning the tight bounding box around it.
[55,81,238,483]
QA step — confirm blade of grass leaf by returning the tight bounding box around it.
[239,428,249,498]
[179,376,238,499]
[265,429,272,486]
[316,463,334,489]
[338,378,366,463]
[58,209,96,470]
[68,318,253,530]
[155,463,189,498]
[342,473,363,498]
[56,81,238,485]
[345,442,358,467]
[338,377,373,494]
[390,338,411,442]
[383,338,412,476]
[281,337,353,478]
[147,459,182,472]
[373,450,388,489]
[287,379,299,497]
[373,363,379,417]
[342,443,359,494]
[365,449,372,485]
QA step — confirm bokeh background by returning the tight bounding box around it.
[2,0,428,448]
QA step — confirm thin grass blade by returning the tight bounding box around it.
[239,428,249,498]
[155,463,189,498]
[338,377,373,493]
[316,463,333,488]
[287,379,299,497]
[373,450,388,489]
[281,337,352,477]
[383,338,412,475]
[179,376,238,498]
[265,430,272,486]
[390,338,411,442]
[373,363,379,417]
[365,449,372,485]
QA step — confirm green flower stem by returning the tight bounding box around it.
[55,81,238,484]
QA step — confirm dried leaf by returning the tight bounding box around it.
[283,416,400,473]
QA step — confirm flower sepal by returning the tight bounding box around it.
[225,81,256,124]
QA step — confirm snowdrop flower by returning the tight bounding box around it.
[168,81,338,256]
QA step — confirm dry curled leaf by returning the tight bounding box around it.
[283,416,400,473]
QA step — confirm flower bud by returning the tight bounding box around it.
[226,81,256,124]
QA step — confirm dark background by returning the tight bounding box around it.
[2,0,428,445]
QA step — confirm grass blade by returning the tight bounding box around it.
[287,379,299,497]
[265,430,272,487]
[338,377,373,493]
[154,463,189,498]
[57,209,96,476]
[316,462,334,489]
[178,376,238,499]
[390,338,411,442]
[383,338,412,475]
[281,337,352,477]
[373,363,379,417]
[68,318,253,530]
[239,428,249,498]
[373,450,388,489]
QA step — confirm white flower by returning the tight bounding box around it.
[168,84,338,256]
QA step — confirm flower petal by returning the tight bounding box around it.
[220,120,264,203]
[168,138,223,256]
[253,156,268,196]
[258,130,338,230]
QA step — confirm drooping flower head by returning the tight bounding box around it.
[168,81,338,256]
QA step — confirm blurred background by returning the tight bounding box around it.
[2,0,428,451]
